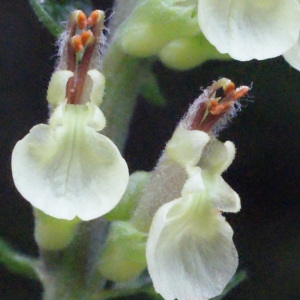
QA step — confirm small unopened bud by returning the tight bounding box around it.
[34,209,80,250]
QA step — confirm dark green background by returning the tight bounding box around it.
[0,1,299,299]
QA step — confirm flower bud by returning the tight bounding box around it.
[118,0,199,57]
[34,209,80,250]
[159,35,229,70]
[99,221,147,282]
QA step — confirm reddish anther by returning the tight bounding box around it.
[76,11,87,30]
[87,10,101,27]
[233,86,249,100]
[223,81,235,96]
[81,30,93,47]
[208,99,218,111]
[187,78,250,132]
[72,35,83,53]
[209,101,232,115]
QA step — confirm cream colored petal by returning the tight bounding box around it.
[202,172,240,213]
[198,0,300,60]
[200,139,235,174]
[147,194,238,300]
[47,70,74,105]
[166,123,210,167]
[12,104,129,220]
[87,70,106,106]
[181,166,205,196]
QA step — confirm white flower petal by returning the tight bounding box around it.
[147,195,238,300]
[87,69,106,106]
[12,104,129,221]
[283,37,300,71]
[200,139,236,174]
[166,123,210,167]
[203,172,240,213]
[47,70,74,105]
[198,0,300,60]
[181,166,205,196]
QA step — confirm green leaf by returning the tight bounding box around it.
[0,238,38,280]
[29,0,62,36]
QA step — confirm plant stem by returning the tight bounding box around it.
[101,43,143,150]
[40,219,109,300]
[100,0,144,151]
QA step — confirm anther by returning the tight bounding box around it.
[208,99,218,111]
[71,35,83,53]
[76,10,87,30]
[87,10,102,27]
[209,101,232,115]
[223,81,235,96]
[233,86,249,100]
[81,30,93,47]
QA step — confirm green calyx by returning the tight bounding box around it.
[159,34,231,70]
[34,209,80,250]
[105,171,150,221]
[99,221,147,282]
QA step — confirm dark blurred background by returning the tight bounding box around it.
[0,1,299,299]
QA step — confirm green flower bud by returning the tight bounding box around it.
[159,34,230,70]
[105,171,150,221]
[99,221,147,282]
[34,209,80,250]
[118,0,199,57]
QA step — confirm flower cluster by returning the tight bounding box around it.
[10,5,252,299]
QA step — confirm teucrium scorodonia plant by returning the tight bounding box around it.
[3,1,266,299]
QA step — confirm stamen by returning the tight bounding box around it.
[184,78,250,133]
[233,86,249,100]
[56,10,105,105]
[208,100,232,115]
[76,10,87,30]
[87,10,102,28]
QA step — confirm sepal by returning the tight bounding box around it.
[105,171,150,221]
